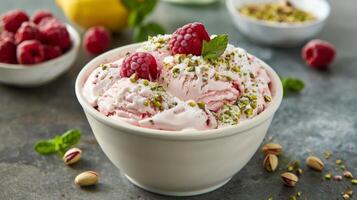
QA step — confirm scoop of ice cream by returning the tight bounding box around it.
[97,77,216,130]
[82,62,121,106]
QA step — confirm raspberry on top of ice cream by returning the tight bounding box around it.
[82,22,273,131]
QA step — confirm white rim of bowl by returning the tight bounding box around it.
[0,24,80,69]
[75,43,283,141]
[226,0,330,29]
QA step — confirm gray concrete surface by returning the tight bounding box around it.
[0,1,356,199]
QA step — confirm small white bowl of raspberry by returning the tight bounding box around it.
[0,10,80,87]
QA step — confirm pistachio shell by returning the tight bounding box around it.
[306,156,324,171]
[63,148,82,165]
[75,171,99,186]
[263,154,279,172]
[262,143,283,156]
[281,172,298,187]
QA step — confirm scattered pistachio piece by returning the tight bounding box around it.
[341,165,346,171]
[306,156,324,171]
[343,171,353,179]
[63,147,82,165]
[281,172,298,187]
[296,168,303,176]
[142,79,149,86]
[197,101,205,109]
[297,192,302,197]
[262,143,283,156]
[289,196,296,200]
[336,159,342,165]
[351,179,357,185]
[287,166,294,172]
[324,173,332,180]
[264,95,272,103]
[75,171,99,187]
[264,154,279,172]
[130,73,138,83]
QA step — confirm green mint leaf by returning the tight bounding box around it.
[138,0,157,16]
[133,22,166,42]
[282,77,305,96]
[61,129,81,149]
[34,140,56,155]
[202,34,229,60]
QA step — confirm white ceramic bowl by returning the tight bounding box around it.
[75,43,283,196]
[0,24,80,87]
[226,0,330,47]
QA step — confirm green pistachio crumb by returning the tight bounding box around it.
[264,95,272,102]
[130,74,138,83]
[143,101,149,107]
[324,173,332,180]
[143,79,149,86]
[244,108,253,117]
[188,101,196,107]
[197,101,205,109]
[153,101,161,108]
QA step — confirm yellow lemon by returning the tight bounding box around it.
[56,0,129,32]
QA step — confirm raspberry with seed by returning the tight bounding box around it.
[17,40,45,64]
[38,18,71,51]
[43,45,62,61]
[0,38,17,64]
[15,22,40,44]
[83,26,111,55]
[32,10,54,25]
[1,9,29,33]
[120,52,159,81]
[169,22,210,56]
[302,39,336,69]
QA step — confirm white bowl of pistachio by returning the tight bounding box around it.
[226,0,330,47]
[75,43,283,196]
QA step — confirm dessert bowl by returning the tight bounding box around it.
[0,24,80,87]
[75,43,283,196]
[226,0,330,47]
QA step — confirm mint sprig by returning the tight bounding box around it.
[281,77,305,96]
[202,34,229,60]
[123,0,165,42]
[34,129,81,156]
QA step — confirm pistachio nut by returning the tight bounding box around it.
[63,147,82,165]
[343,171,353,179]
[75,171,99,186]
[306,156,324,171]
[281,172,298,187]
[262,143,283,156]
[263,154,278,172]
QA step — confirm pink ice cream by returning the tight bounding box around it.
[82,34,273,130]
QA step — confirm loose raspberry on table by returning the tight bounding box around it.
[15,22,40,44]
[0,38,17,64]
[17,40,45,65]
[302,39,336,69]
[120,52,159,81]
[83,26,111,55]
[43,45,62,61]
[1,9,29,33]
[169,22,210,56]
[38,18,71,51]
[32,10,53,25]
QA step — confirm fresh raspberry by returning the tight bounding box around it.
[0,31,15,41]
[302,39,336,69]
[169,22,210,56]
[15,22,40,44]
[121,52,159,81]
[83,26,111,55]
[1,9,29,33]
[31,10,53,25]
[0,38,17,64]
[43,45,62,61]
[17,40,45,64]
[38,18,71,51]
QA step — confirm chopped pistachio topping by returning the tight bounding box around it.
[187,66,195,72]
[197,101,205,109]
[218,104,241,126]
[324,173,332,180]
[153,100,161,108]
[264,95,272,102]
[143,101,149,107]
[142,79,149,86]
[239,1,316,24]
[130,73,138,83]
[188,101,196,107]
[244,108,254,117]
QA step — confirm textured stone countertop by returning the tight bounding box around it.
[0,1,356,199]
